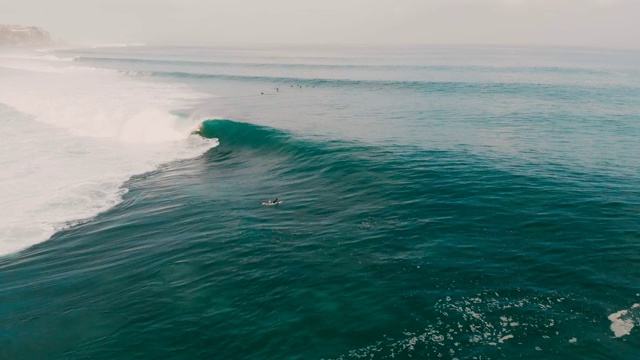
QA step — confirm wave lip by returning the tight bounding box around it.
[194,119,333,162]
[196,119,289,147]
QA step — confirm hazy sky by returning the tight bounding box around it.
[3,0,639,49]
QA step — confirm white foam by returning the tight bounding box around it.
[0,52,216,256]
[608,304,639,338]
[498,334,514,343]
[332,291,569,359]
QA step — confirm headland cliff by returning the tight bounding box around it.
[0,25,53,47]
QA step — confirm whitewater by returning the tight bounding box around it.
[0,50,217,255]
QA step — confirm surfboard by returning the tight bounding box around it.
[262,200,282,206]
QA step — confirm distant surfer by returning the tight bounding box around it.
[273,198,278,203]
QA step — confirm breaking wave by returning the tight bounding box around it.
[0,52,217,256]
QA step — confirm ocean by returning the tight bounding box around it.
[0,44,639,359]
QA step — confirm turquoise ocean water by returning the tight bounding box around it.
[1,45,639,359]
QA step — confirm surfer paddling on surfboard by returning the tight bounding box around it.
[262,198,282,206]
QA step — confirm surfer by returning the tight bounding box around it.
[262,197,280,206]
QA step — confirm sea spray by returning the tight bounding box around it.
[0,53,216,255]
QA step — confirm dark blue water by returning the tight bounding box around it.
[1,45,640,359]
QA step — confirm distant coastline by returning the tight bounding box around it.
[0,24,53,47]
